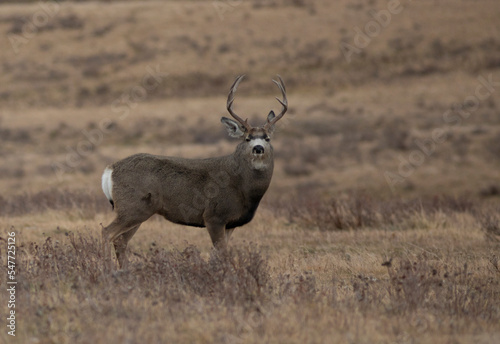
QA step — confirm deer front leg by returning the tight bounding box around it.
[206,222,227,249]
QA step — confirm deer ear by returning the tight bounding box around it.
[267,110,276,122]
[266,111,276,133]
[221,117,246,138]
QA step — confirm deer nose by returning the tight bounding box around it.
[252,145,264,154]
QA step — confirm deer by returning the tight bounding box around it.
[101,75,288,267]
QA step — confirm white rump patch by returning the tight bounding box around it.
[101,167,113,202]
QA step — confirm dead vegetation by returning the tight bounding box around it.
[0,188,107,217]
[277,191,479,231]
[0,0,500,342]
[0,227,497,343]
[0,1,499,107]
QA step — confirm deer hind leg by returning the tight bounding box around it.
[102,217,143,267]
[113,224,140,269]
[225,228,235,244]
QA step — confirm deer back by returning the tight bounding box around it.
[108,150,273,228]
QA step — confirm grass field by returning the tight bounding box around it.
[1,0,500,343]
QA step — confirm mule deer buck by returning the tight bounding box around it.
[101,75,288,267]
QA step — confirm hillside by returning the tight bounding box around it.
[0,1,499,343]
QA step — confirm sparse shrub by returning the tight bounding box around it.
[429,38,444,58]
[293,118,338,137]
[0,127,33,144]
[18,233,272,307]
[485,132,500,161]
[350,274,384,309]
[385,258,499,319]
[82,66,101,78]
[66,52,128,68]
[277,139,322,177]
[95,83,110,95]
[140,244,271,305]
[386,258,443,312]
[93,23,115,37]
[450,133,471,160]
[77,159,96,175]
[191,119,225,144]
[477,212,500,242]
[281,192,376,230]
[275,271,318,303]
[479,185,500,198]
[57,14,84,30]
[0,189,107,217]
[0,165,25,179]
[380,118,410,151]
[218,43,230,54]
[7,15,55,34]
[280,191,477,231]
[291,0,307,7]
[25,234,110,284]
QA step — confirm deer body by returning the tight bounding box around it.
[104,148,273,228]
[101,75,287,267]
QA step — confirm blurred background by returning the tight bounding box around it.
[0,0,499,209]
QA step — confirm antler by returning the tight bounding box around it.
[264,75,288,130]
[227,75,252,131]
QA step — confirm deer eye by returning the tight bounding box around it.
[245,137,251,142]
[265,136,270,142]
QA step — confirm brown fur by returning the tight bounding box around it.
[101,76,287,268]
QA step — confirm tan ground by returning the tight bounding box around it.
[0,0,499,343]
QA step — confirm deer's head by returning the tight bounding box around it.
[221,75,288,170]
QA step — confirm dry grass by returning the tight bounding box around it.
[1,201,499,343]
[1,0,500,342]
[0,188,107,217]
[277,191,478,231]
[1,190,500,343]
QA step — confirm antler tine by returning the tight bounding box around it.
[227,75,251,130]
[264,75,288,130]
